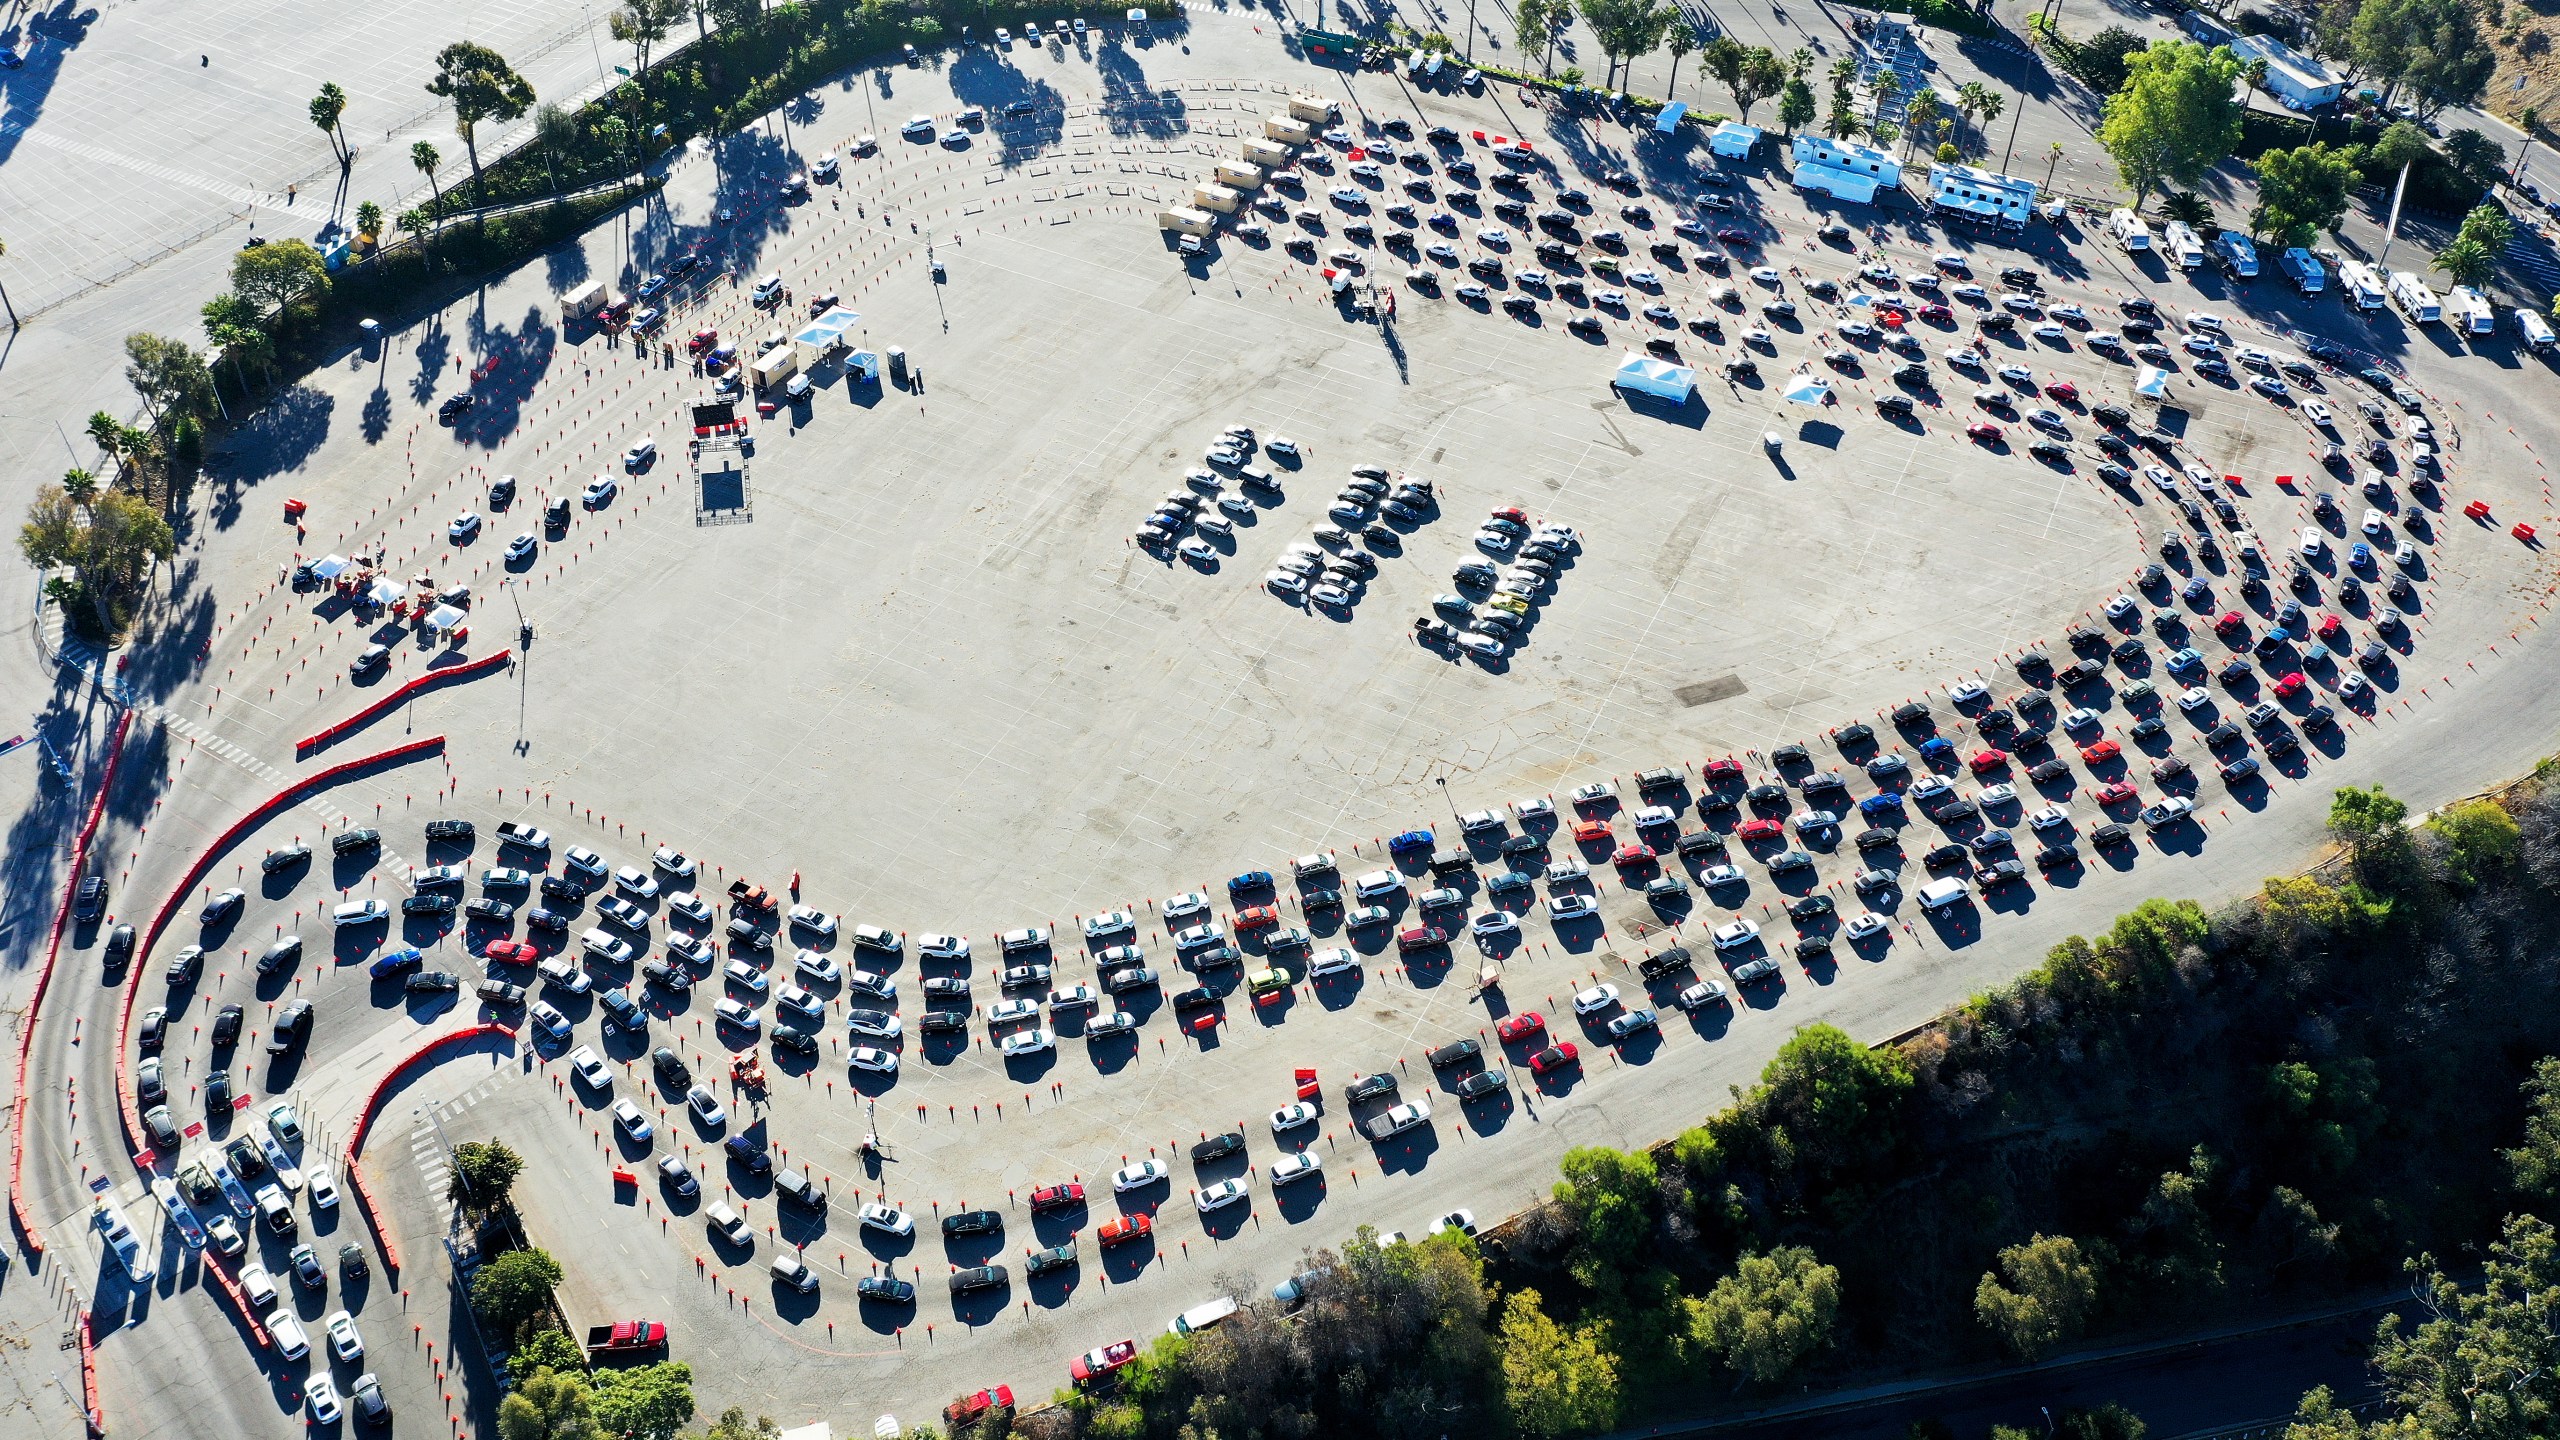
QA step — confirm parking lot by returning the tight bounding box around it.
[70,12,2560,1433]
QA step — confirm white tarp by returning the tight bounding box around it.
[1612,352,1696,402]
[312,554,352,580]
[423,604,467,632]
[2134,365,2171,399]
[1782,371,1833,405]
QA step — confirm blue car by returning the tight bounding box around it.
[1227,870,1274,895]
[1487,871,1534,900]
[1919,736,1955,762]
[2166,647,2204,673]
[370,947,425,978]
[1387,829,1435,854]
[2181,578,2211,601]
[635,275,671,301]
[1857,792,1903,816]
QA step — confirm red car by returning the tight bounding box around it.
[1397,926,1449,952]
[1029,1182,1086,1211]
[1714,228,1757,246]
[2044,380,2079,401]
[1497,1011,1546,1043]
[2095,780,2140,805]
[686,327,718,355]
[1966,421,2003,443]
[1097,1213,1153,1246]
[2079,738,2122,763]
[1737,817,1784,842]
[1702,757,1744,783]
[1610,842,1654,867]
[1233,904,1280,930]
[1489,506,1529,524]
[1071,1340,1140,1385]
[483,939,537,963]
[1918,302,1954,323]
[1529,1042,1579,1075]
[1571,818,1613,844]
[2316,614,2345,640]
[2273,671,2308,698]
[2213,611,2245,635]
[1967,748,2009,774]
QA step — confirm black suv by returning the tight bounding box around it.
[425,820,474,842]
[74,875,107,921]
[331,828,381,856]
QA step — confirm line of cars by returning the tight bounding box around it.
[1416,511,1575,659]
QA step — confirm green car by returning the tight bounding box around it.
[1025,1243,1078,1277]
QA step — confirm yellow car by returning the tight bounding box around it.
[1246,967,1291,997]
[1489,594,1532,615]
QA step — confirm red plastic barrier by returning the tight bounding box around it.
[198,1246,269,1352]
[343,1022,517,1275]
[78,1308,101,1435]
[116,737,448,1167]
[295,649,512,753]
[9,710,134,1256]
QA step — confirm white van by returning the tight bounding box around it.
[1917,877,1969,912]
[2107,208,2154,253]
[1169,1295,1238,1335]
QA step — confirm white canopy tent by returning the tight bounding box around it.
[365,579,403,606]
[2134,365,2172,400]
[311,554,352,580]
[422,604,467,633]
[1612,352,1696,402]
[1781,371,1833,406]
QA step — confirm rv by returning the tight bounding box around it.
[2336,259,2387,311]
[2160,220,2207,270]
[2445,285,2495,335]
[2517,307,2556,351]
[2213,232,2259,279]
[2107,208,2154,253]
[2386,270,2442,325]
[2279,246,2325,294]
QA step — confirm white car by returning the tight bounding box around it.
[1979,783,2019,806]
[306,1168,340,1209]
[1543,857,1591,882]
[1001,1028,1056,1057]
[1084,910,1136,939]
[306,1375,341,1422]
[205,1212,245,1256]
[1196,1179,1251,1213]
[1711,918,1762,950]
[988,997,1040,1025]
[1271,1102,1320,1133]
[1514,796,1554,821]
[1951,679,1988,703]
[650,846,696,878]
[1749,265,1782,285]
[1269,1151,1323,1185]
[1048,983,1099,1011]
[1113,1160,1169,1192]
[1844,913,1891,941]
[1162,891,1210,921]
[1267,571,1310,599]
[622,439,656,470]
[613,1099,652,1140]
[848,1046,899,1074]
[267,1102,305,1145]
[1086,1010,1139,1038]
[2185,311,2227,334]
[262,1136,304,1191]
[2027,804,2072,832]
[2302,399,2334,428]
[788,905,837,938]
[581,475,616,507]
[326,1309,365,1362]
[569,1045,612,1089]
[1547,894,1596,919]
[901,115,935,138]
[2177,686,2214,712]
[1569,781,1616,805]
[714,997,761,1032]
[917,933,970,960]
[1308,947,1359,977]
[793,948,841,984]
[685,1083,727,1127]
[528,999,578,1044]
[2300,527,2328,556]
[1701,864,1745,887]
[447,511,482,540]
[1633,804,1678,829]
[613,865,659,898]
[858,1203,913,1236]
[1471,910,1518,938]
[538,956,590,994]
[1571,983,1620,1015]
[2105,594,2139,619]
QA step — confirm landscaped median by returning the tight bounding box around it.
[343,1023,521,1275]
[113,736,450,1172]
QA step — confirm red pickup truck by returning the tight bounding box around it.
[584,1320,667,1355]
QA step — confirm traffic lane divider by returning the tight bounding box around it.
[295,649,512,754]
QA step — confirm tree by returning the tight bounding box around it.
[123,334,214,423]
[1498,1288,1620,1437]
[2057,1406,2149,1440]
[58,468,97,514]
[1755,1023,1915,1177]
[426,42,537,207]
[202,292,270,393]
[1826,88,1864,139]
[230,239,330,323]
[2098,40,2245,206]
[453,1139,526,1206]
[410,142,444,258]
[2329,784,2410,845]
[1868,69,1902,128]
[2242,56,2271,112]
[354,200,385,242]
[310,82,351,168]
[1684,1246,1841,1386]
[2455,200,2517,255]
[1515,0,1559,75]
[700,1407,781,1440]
[1735,47,1788,125]
[1779,76,1817,134]
[1663,24,1696,103]
[2433,235,2494,286]
[609,0,688,100]
[2352,0,2494,115]
[506,1329,588,1384]
[2158,190,2214,227]
[2079,27,2152,94]
[1576,0,1674,91]
[20,486,175,638]
[1903,87,1940,158]
[2355,1214,2560,1437]
[471,1248,564,1334]
[1973,1234,2102,1359]
[2426,797,2520,883]
[588,1361,695,1440]
[1553,1147,1657,1285]
[2252,142,2360,244]
[2505,1057,2560,1200]
[499,1367,601,1440]
[2444,127,2509,190]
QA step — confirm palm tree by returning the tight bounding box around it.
[1664,24,1696,103]
[1788,47,1813,81]
[410,143,443,266]
[86,412,124,478]
[60,468,98,515]
[2241,57,2269,113]
[1902,87,1939,160]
